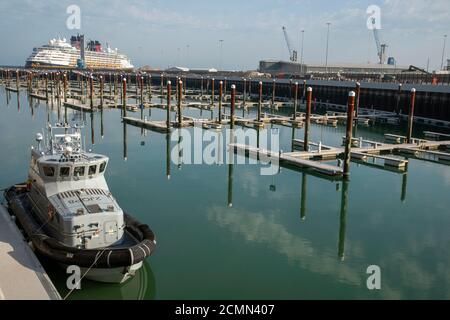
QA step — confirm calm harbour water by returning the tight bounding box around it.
[1,88,450,300]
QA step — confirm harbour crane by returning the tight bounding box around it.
[370,17,388,65]
[282,26,298,62]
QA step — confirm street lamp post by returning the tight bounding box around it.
[300,30,305,74]
[325,22,331,75]
[219,40,224,72]
[441,34,447,71]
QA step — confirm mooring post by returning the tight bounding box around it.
[166,81,172,129]
[343,91,356,179]
[177,80,183,127]
[219,80,223,124]
[16,70,19,91]
[63,73,68,103]
[148,74,152,101]
[224,77,227,97]
[355,82,361,118]
[89,75,94,108]
[211,78,215,106]
[230,84,236,128]
[100,75,104,108]
[248,78,252,98]
[293,82,298,120]
[395,83,402,116]
[160,73,164,97]
[258,81,263,122]
[272,79,276,106]
[407,88,416,144]
[109,73,112,98]
[114,74,118,98]
[302,80,307,103]
[304,87,312,151]
[45,73,48,101]
[122,77,127,117]
[200,76,204,98]
[243,78,247,107]
[140,76,144,105]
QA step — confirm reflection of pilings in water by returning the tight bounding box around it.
[166,133,171,180]
[100,107,104,139]
[227,163,234,207]
[177,129,182,169]
[401,162,409,202]
[338,180,349,261]
[300,172,307,221]
[16,92,20,112]
[90,112,95,145]
[291,127,295,152]
[123,123,128,161]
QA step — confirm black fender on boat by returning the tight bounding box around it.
[4,186,156,268]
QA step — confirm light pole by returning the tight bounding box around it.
[325,22,331,74]
[186,44,190,67]
[300,30,305,73]
[219,40,224,71]
[300,30,305,64]
[441,34,447,71]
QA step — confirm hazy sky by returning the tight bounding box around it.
[0,0,449,71]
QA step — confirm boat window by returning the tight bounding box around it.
[74,166,85,177]
[60,167,71,177]
[43,166,55,177]
[99,162,106,173]
[89,165,97,175]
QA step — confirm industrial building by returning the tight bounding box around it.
[258,60,409,76]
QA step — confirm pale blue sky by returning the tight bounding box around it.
[0,0,449,71]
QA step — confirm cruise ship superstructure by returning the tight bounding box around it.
[25,35,134,70]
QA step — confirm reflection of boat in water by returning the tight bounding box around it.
[4,123,156,283]
[40,257,156,300]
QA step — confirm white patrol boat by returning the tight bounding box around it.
[4,123,156,283]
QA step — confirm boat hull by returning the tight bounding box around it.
[4,184,156,284]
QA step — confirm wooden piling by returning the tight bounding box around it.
[258,81,263,122]
[167,81,172,129]
[219,80,223,124]
[293,82,298,120]
[147,74,152,101]
[100,76,104,108]
[355,82,361,118]
[272,79,276,106]
[177,80,182,127]
[230,84,236,128]
[304,87,312,151]
[395,83,402,116]
[122,78,127,117]
[224,77,227,96]
[200,76,204,98]
[45,73,48,101]
[89,75,94,108]
[211,78,215,106]
[16,70,19,91]
[407,88,416,143]
[243,78,247,106]
[343,91,356,179]
[140,76,144,105]
[63,73,68,103]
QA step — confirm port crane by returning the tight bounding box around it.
[282,26,298,62]
[370,17,388,65]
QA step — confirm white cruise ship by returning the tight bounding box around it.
[25,35,134,70]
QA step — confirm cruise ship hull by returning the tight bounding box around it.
[25,60,133,71]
